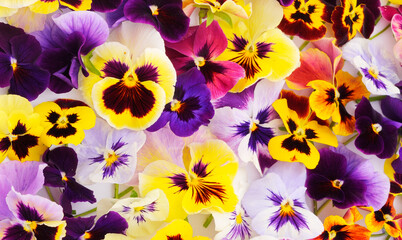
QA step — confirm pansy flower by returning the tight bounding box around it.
[0,95,46,162]
[42,146,96,215]
[0,189,66,240]
[98,189,169,238]
[192,0,252,19]
[34,99,96,146]
[151,219,210,240]
[210,79,283,173]
[74,119,146,184]
[124,0,190,42]
[268,98,338,169]
[278,0,329,40]
[365,194,402,238]
[354,97,398,159]
[5,7,47,33]
[0,23,49,101]
[0,0,37,17]
[63,211,128,240]
[91,0,123,12]
[166,20,245,99]
[148,69,214,137]
[391,12,402,66]
[343,38,400,95]
[388,148,402,195]
[80,25,176,130]
[29,0,92,14]
[313,207,371,240]
[308,70,369,136]
[33,11,109,93]
[306,146,389,210]
[217,0,300,92]
[242,162,324,239]
[330,0,381,46]
[139,139,238,221]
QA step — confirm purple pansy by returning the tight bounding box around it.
[354,97,399,159]
[92,0,123,12]
[277,0,294,6]
[306,146,389,210]
[106,0,129,28]
[0,23,49,101]
[124,0,190,42]
[242,162,323,239]
[43,146,96,215]
[33,11,108,93]
[390,148,402,195]
[165,20,245,99]
[64,211,128,240]
[147,68,214,137]
[381,95,402,126]
[209,79,282,173]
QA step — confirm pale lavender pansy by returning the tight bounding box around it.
[242,162,323,239]
[209,79,283,173]
[74,119,146,185]
[343,38,400,95]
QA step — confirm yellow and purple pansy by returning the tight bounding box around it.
[29,0,92,14]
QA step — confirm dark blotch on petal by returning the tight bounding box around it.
[287,119,297,133]
[16,201,44,221]
[168,173,189,192]
[47,111,60,124]
[281,135,311,155]
[102,59,130,79]
[3,224,33,240]
[12,121,27,135]
[0,137,11,152]
[192,160,209,178]
[47,124,77,138]
[12,134,39,159]
[55,99,88,109]
[305,129,317,139]
[33,224,63,240]
[135,63,159,83]
[61,0,85,8]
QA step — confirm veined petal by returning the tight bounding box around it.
[0,6,18,18]
[194,21,227,59]
[92,77,166,130]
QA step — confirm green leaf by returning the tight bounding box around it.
[199,8,208,19]
[279,126,287,132]
[215,12,232,27]
[130,190,138,198]
[206,10,214,26]
[82,50,101,76]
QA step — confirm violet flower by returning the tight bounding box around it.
[43,146,96,215]
[277,0,294,6]
[33,11,109,93]
[391,148,402,195]
[306,146,389,210]
[92,0,123,12]
[355,97,399,159]
[64,211,128,240]
[0,23,49,100]
[166,20,245,99]
[147,68,214,137]
[124,0,190,42]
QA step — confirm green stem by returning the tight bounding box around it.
[203,214,213,228]
[316,199,331,215]
[45,186,55,202]
[370,24,391,40]
[75,207,97,217]
[117,186,134,199]
[313,200,318,215]
[114,184,119,199]
[355,95,387,103]
[385,235,391,240]
[371,232,387,237]
[375,15,382,25]
[343,133,358,146]
[299,40,310,51]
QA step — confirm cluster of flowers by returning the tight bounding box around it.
[0,0,401,239]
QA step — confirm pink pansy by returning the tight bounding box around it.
[165,20,245,99]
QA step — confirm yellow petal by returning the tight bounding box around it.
[308,80,337,120]
[29,0,58,14]
[303,120,338,147]
[151,219,193,240]
[60,0,91,11]
[0,6,18,17]
[0,95,33,116]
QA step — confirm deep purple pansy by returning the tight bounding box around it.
[64,211,128,240]
[354,97,398,159]
[0,23,49,101]
[33,11,109,93]
[381,96,402,125]
[391,148,402,195]
[147,68,214,137]
[306,147,389,210]
[277,0,294,6]
[91,0,123,12]
[43,146,96,215]
[106,0,129,28]
[124,0,190,42]
[166,20,245,99]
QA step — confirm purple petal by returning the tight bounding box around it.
[0,52,13,87]
[355,116,384,155]
[91,0,122,12]
[380,6,400,22]
[106,0,128,28]
[45,146,78,176]
[278,0,294,6]
[214,83,256,109]
[2,223,33,240]
[147,111,170,132]
[333,178,367,209]
[124,0,158,28]
[43,166,64,187]
[0,23,25,54]
[355,97,382,122]
[306,173,345,202]
[377,123,398,159]
[52,11,109,55]
[9,64,49,101]
[64,178,96,203]
[381,96,402,123]
[65,216,96,239]
[87,211,128,238]
[10,34,41,63]
[155,4,190,42]
[0,176,13,219]
[194,21,227,59]
[309,148,347,179]
[0,161,45,195]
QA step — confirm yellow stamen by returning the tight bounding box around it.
[368,67,379,79]
[104,150,119,167]
[84,232,91,239]
[384,214,393,221]
[235,214,243,224]
[124,74,139,87]
[149,5,159,15]
[331,179,344,189]
[134,206,145,212]
[57,115,68,126]
[194,56,206,70]
[372,123,382,134]
[329,230,337,239]
[280,199,294,216]
[171,100,183,112]
[62,175,68,182]
[10,57,17,72]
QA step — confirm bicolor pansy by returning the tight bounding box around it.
[29,0,92,14]
[268,98,338,169]
[34,99,96,146]
[82,41,176,130]
[151,219,210,240]
[139,139,238,221]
